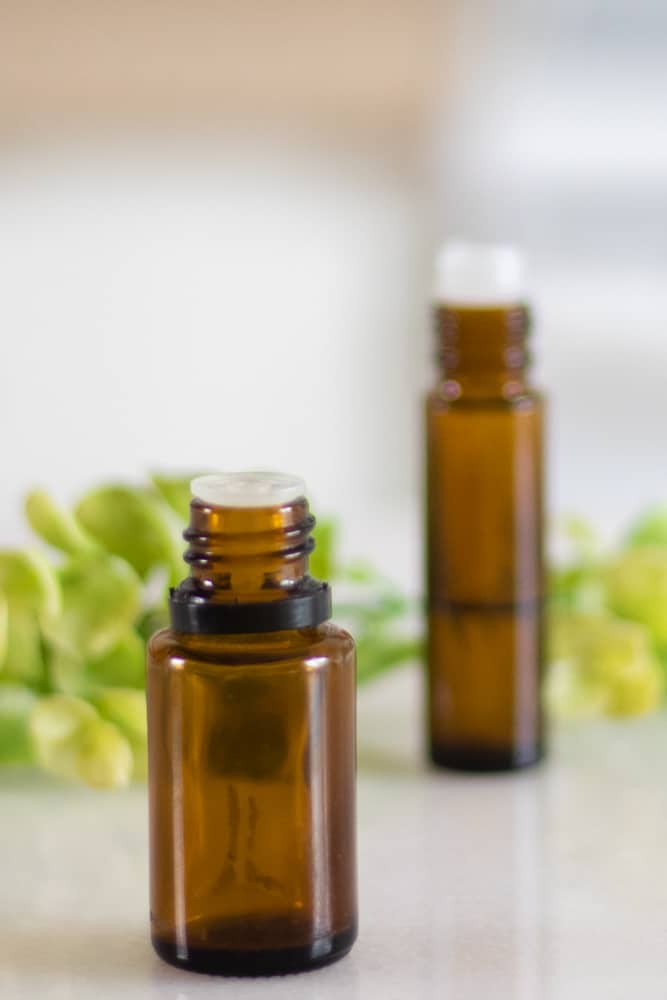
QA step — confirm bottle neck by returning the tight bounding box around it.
[183,497,315,604]
[434,304,531,400]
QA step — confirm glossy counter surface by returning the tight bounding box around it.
[2,668,665,999]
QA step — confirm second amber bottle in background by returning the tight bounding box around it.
[425,244,545,771]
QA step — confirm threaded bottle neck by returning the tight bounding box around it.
[169,474,331,634]
[435,304,531,400]
[182,497,315,603]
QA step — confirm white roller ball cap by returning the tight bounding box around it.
[191,471,306,508]
[434,242,526,306]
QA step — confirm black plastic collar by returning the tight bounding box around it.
[169,579,331,635]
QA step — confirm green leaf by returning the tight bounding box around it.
[75,485,182,581]
[92,688,147,779]
[30,692,95,754]
[557,515,600,561]
[49,632,146,698]
[545,613,663,719]
[549,565,605,614]
[0,592,7,668]
[25,490,95,556]
[0,549,61,623]
[70,718,134,789]
[341,561,376,584]
[549,515,605,613]
[48,554,141,659]
[150,473,201,523]
[543,657,608,720]
[47,645,86,696]
[0,552,60,685]
[2,608,46,686]
[0,684,37,764]
[86,630,146,690]
[356,636,423,684]
[136,605,170,642]
[310,518,337,581]
[626,506,667,549]
[604,546,667,645]
[92,688,146,744]
[29,693,132,788]
[605,653,664,716]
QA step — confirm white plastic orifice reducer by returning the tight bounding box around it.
[190,471,307,508]
[433,242,526,306]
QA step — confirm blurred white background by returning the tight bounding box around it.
[0,136,428,577]
[2,0,667,587]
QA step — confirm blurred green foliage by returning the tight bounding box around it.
[0,479,665,789]
[546,511,666,721]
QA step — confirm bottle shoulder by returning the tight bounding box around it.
[147,621,354,673]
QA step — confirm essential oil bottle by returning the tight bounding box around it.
[147,471,357,975]
[425,244,545,771]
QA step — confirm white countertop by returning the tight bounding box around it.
[2,666,666,1000]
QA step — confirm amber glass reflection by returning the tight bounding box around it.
[426,305,545,770]
[147,497,357,975]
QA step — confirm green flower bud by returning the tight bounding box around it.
[92,688,147,780]
[29,693,132,789]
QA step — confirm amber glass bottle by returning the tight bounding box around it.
[425,244,545,771]
[147,472,357,976]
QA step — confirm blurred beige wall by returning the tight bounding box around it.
[0,1,441,151]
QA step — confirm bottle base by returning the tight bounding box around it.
[151,924,357,977]
[429,742,544,773]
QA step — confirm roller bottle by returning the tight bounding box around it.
[425,244,545,771]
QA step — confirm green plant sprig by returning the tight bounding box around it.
[0,476,422,788]
[2,479,667,789]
